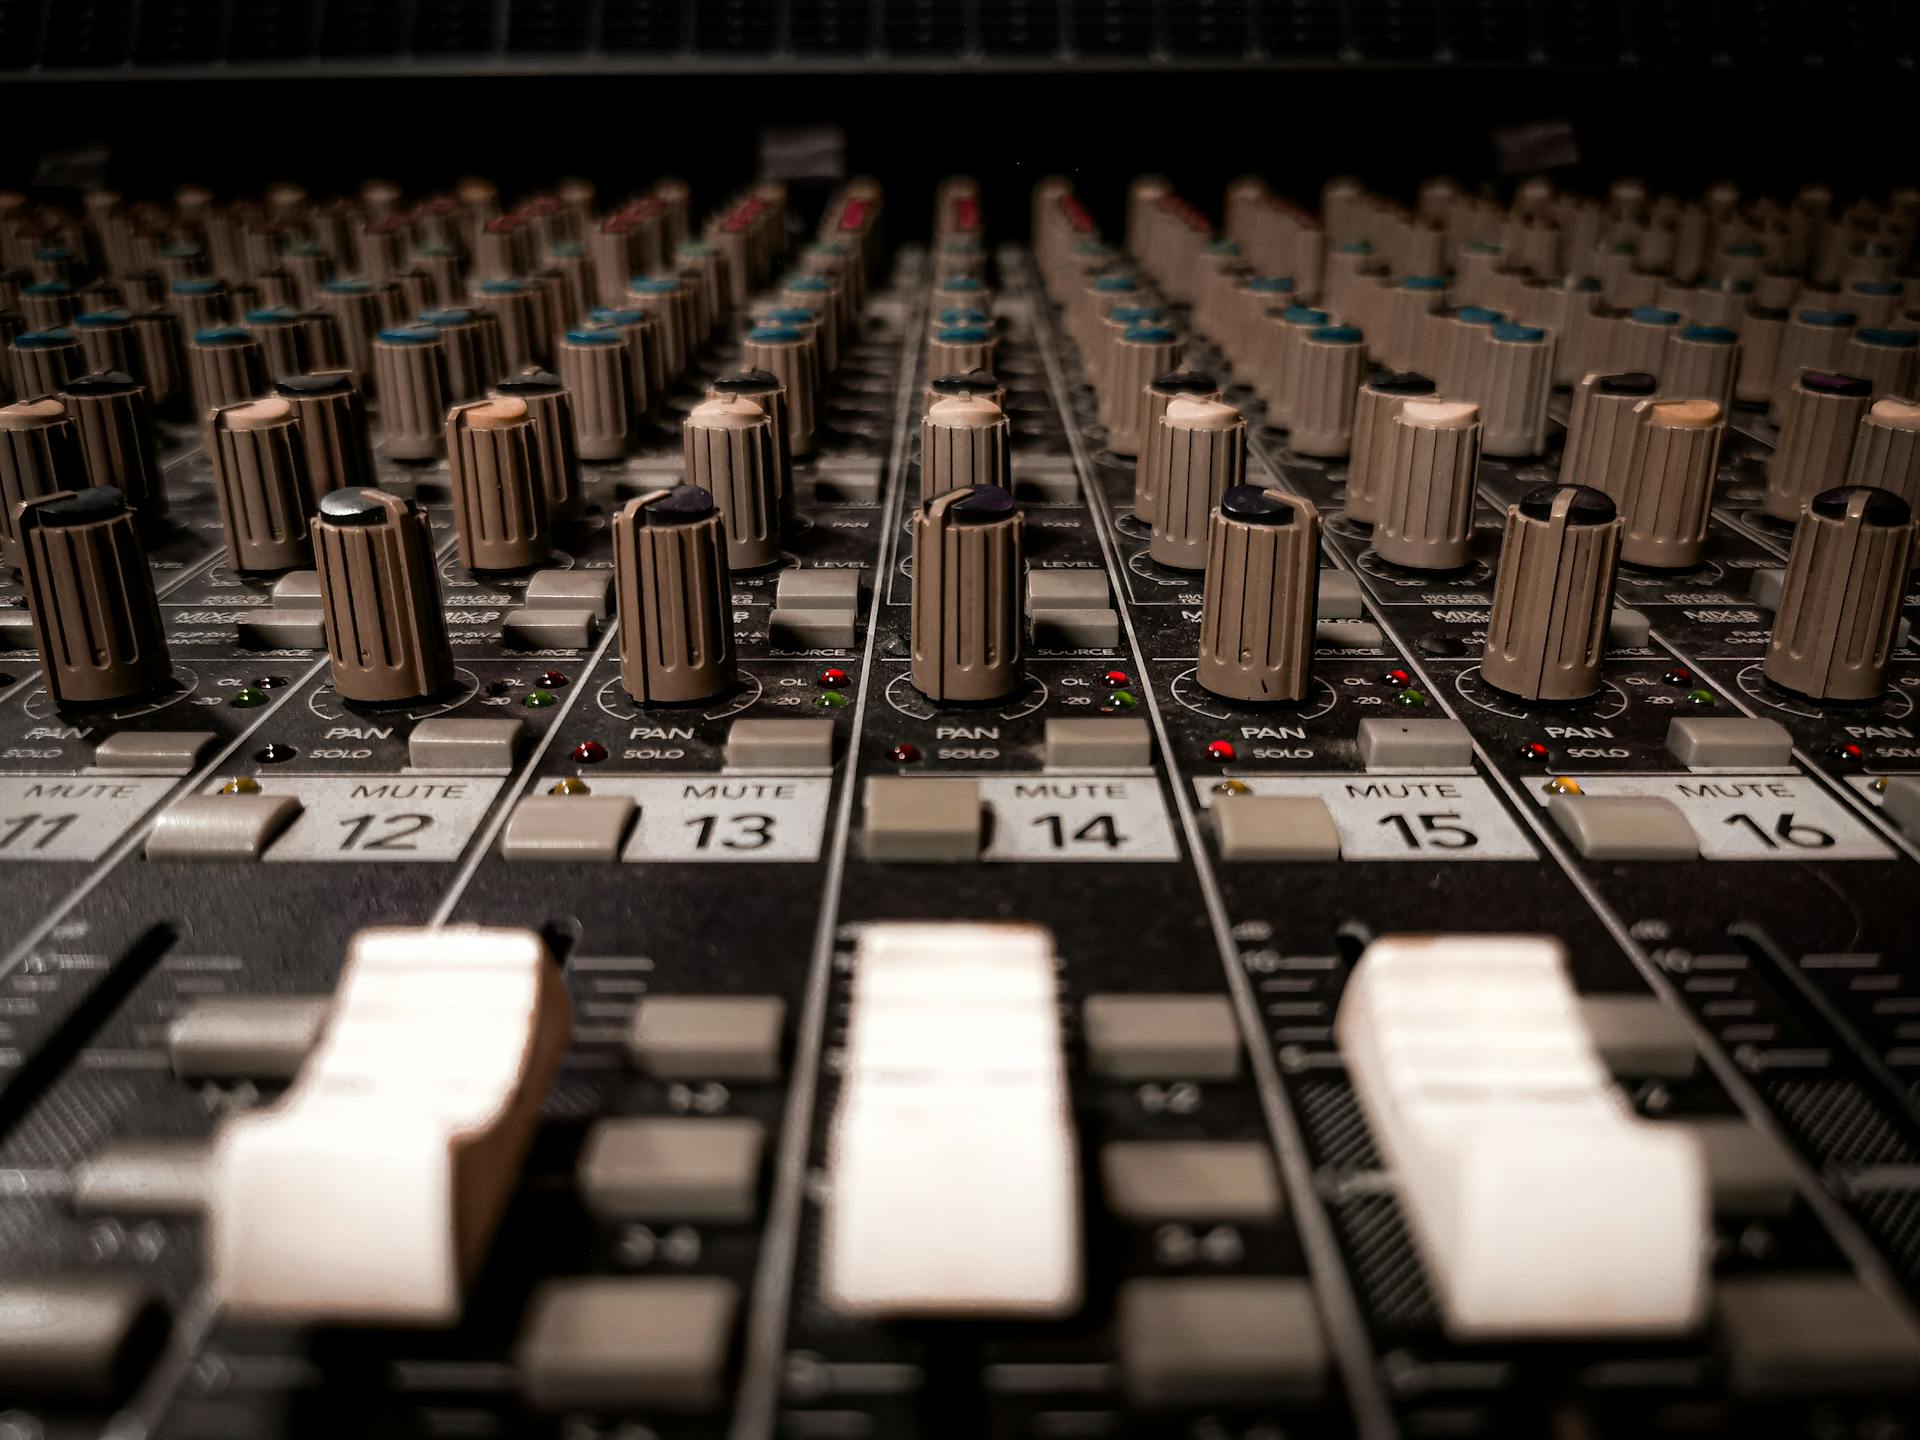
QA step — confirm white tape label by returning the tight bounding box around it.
[255,775,506,862]
[0,776,178,861]
[1532,773,1891,861]
[980,776,1179,861]
[1194,773,1536,860]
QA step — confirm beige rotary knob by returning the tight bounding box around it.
[372,325,450,462]
[1664,324,1739,414]
[1288,324,1367,459]
[1764,372,1873,521]
[16,487,172,706]
[910,484,1024,702]
[628,279,689,384]
[494,371,585,524]
[169,279,230,336]
[1769,308,1857,418]
[556,328,633,462]
[590,307,661,414]
[11,329,83,401]
[1346,371,1437,528]
[273,371,376,503]
[0,398,83,569]
[708,368,791,513]
[476,279,545,373]
[613,485,737,705]
[1149,397,1246,571]
[208,396,316,572]
[925,367,1006,418]
[446,397,552,572]
[1198,486,1322,703]
[742,323,819,459]
[1561,372,1657,495]
[1481,485,1623,702]
[188,327,269,420]
[1103,323,1180,459]
[312,487,455,705]
[1842,328,1919,399]
[1764,486,1918,701]
[127,309,186,416]
[684,394,781,570]
[925,323,995,388]
[61,372,166,527]
[1372,398,1482,571]
[1616,398,1724,569]
[1845,398,1920,511]
[921,396,1010,503]
[75,309,133,378]
[1134,370,1220,523]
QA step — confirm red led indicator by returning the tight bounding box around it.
[1834,743,1866,765]
[1104,670,1130,685]
[539,670,570,688]
[1207,740,1236,763]
[571,741,607,764]
[1663,667,1692,685]
[1520,742,1550,762]
[1383,668,1412,688]
[820,667,850,687]
[890,743,922,763]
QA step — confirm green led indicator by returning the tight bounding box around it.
[1392,688,1428,708]
[815,690,848,709]
[1685,688,1716,706]
[523,689,559,709]
[231,686,269,708]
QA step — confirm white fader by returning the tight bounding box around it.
[1336,934,1706,1339]
[209,926,572,1322]
[825,922,1080,1317]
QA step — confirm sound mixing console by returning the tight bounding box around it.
[0,164,1918,1440]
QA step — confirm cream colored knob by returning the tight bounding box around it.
[421,308,504,406]
[925,367,1005,418]
[1844,398,1920,512]
[446,397,552,572]
[208,396,316,572]
[1473,323,1554,458]
[1765,372,1874,521]
[684,394,781,570]
[927,323,996,386]
[1481,485,1622,702]
[910,485,1024,702]
[1149,397,1246,571]
[61,372,166,526]
[1345,371,1437,527]
[187,327,269,420]
[1764,486,1918,701]
[273,371,377,504]
[0,398,83,569]
[613,486,737,705]
[1103,323,1180,459]
[1373,398,1481,571]
[921,396,1010,503]
[1735,304,1788,405]
[1288,324,1366,459]
[1664,324,1739,414]
[1197,486,1321,703]
[1133,370,1219,523]
[17,487,172,705]
[742,323,819,459]
[709,369,792,515]
[1841,328,1919,399]
[1617,398,1724,570]
[556,328,633,462]
[1768,308,1856,418]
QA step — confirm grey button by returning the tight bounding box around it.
[863,776,981,861]
[1026,569,1110,610]
[1687,1119,1797,1216]
[1749,566,1787,610]
[1313,569,1360,620]
[517,1277,737,1413]
[501,793,635,861]
[1101,1142,1282,1223]
[1315,619,1385,649]
[1214,795,1340,860]
[503,606,598,649]
[774,569,861,610]
[71,1141,210,1216]
[726,717,834,770]
[409,716,523,771]
[1045,716,1150,769]
[1031,607,1121,649]
[93,730,217,773]
[168,995,329,1081]
[1548,794,1699,860]
[1579,995,1698,1080]
[770,606,857,651]
[577,1117,765,1221]
[1356,717,1473,771]
[270,569,322,605]
[0,1275,170,1401]
[1119,1277,1327,1409]
[238,608,326,649]
[628,995,785,1081]
[525,568,613,618]
[1084,995,1241,1080]
[1716,1275,1920,1397]
[1666,716,1793,769]
[1014,466,1081,502]
[145,792,303,861]
[1883,776,1920,838]
[1608,605,1650,648]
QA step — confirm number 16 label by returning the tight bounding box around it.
[1538,775,1890,860]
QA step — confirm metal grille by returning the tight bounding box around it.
[2,0,1914,70]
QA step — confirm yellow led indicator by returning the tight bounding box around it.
[220,777,261,795]
[1213,780,1253,797]
[1543,776,1583,796]
[549,776,592,796]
